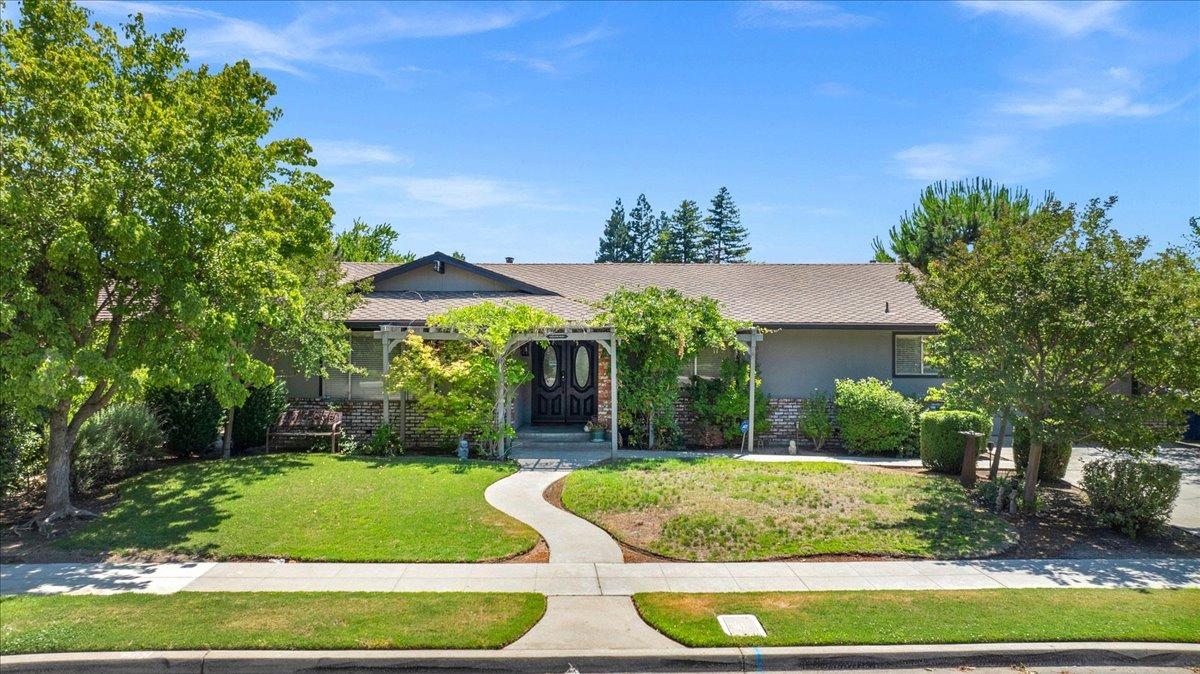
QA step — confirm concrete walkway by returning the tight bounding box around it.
[484,469,622,563]
[508,596,683,650]
[4,558,1197,596]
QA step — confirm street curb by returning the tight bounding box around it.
[2,643,1198,673]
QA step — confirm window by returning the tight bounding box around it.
[894,334,939,376]
[679,348,727,384]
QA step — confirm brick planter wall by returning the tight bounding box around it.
[669,394,842,450]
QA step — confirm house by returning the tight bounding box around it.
[278,252,945,449]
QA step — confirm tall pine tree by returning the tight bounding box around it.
[595,198,632,262]
[628,194,660,263]
[702,186,750,262]
[652,200,706,262]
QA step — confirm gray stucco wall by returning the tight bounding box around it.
[757,328,943,399]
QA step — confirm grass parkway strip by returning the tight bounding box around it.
[61,454,539,562]
[0,592,547,654]
[632,588,1200,647]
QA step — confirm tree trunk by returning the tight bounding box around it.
[42,407,75,521]
[222,407,235,459]
[1022,415,1044,514]
[989,411,1009,481]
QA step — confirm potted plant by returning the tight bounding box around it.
[584,419,606,443]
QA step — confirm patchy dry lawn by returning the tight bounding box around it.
[561,458,1015,560]
[0,592,546,653]
[634,589,1200,646]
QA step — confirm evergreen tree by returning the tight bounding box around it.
[628,194,659,263]
[595,199,632,262]
[653,200,706,262]
[702,187,750,262]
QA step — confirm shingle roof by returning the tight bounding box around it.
[347,291,593,325]
[341,262,399,283]
[344,260,942,327]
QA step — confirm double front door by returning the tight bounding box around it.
[531,341,597,423]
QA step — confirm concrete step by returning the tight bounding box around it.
[515,429,591,443]
[510,440,608,451]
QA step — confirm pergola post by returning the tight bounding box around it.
[496,353,507,459]
[748,326,757,453]
[609,338,618,459]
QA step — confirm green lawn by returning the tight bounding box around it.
[634,589,1200,647]
[0,592,545,654]
[63,454,538,562]
[561,458,1015,560]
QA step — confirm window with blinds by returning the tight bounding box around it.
[679,348,728,383]
[894,334,939,376]
[323,332,386,400]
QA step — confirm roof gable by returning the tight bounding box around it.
[360,252,553,295]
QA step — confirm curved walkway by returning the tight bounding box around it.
[485,468,622,564]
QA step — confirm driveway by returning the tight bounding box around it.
[1064,444,1200,536]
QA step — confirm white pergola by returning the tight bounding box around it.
[373,324,763,456]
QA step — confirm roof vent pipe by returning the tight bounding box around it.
[884,301,890,313]
[505,257,514,263]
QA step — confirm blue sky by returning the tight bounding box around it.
[83,0,1200,262]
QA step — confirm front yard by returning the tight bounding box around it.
[0,592,545,653]
[634,589,1200,647]
[561,458,1015,561]
[60,454,538,562]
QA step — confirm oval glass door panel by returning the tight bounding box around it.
[574,345,591,388]
[542,347,558,388]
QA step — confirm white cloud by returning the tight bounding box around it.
[1000,88,1180,125]
[955,1,1129,37]
[365,175,560,211]
[893,136,1051,182]
[557,25,615,50]
[490,52,559,75]
[309,141,411,167]
[83,1,553,78]
[738,1,877,29]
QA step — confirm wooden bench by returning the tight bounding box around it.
[266,409,343,453]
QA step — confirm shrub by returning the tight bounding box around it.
[1,404,44,501]
[1012,419,1073,480]
[834,378,920,455]
[73,403,165,493]
[359,424,404,457]
[798,390,832,450]
[690,359,769,446]
[232,379,289,450]
[919,409,993,474]
[1082,458,1181,538]
[146,384,224,457]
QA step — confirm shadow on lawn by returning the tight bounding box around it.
[878,476,1016,559]
[60,453,312,557]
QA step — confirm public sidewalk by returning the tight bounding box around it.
[3,557,1196,596]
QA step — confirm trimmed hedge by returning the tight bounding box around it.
[834,378,920,455]
[146,384,224,457]
[919,409,993,474]
[1013,420,1072,480]
[232,380,289,450]
[1082,458,1181,538]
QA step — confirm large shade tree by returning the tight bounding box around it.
[874,178,1032,273]
[0,0,358,523]
[907,197,1200,512]
[334,218,414,263]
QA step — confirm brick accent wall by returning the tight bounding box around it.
[669,394,842,450]
[287,397,457,450]
[596,349,612,429]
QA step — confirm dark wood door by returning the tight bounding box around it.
[532,341,596,423]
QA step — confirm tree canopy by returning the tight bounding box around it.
[334,219,414,263]
[906,196,1200,510]
[652,200,706,263]
[0,0,358,521]
[874,178,1033,272]
[595,199,632,263]
[702,187,750,263]
[627,194,661,263]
